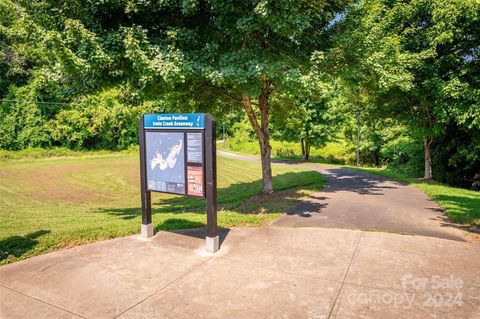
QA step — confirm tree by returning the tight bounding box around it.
[31,0,349,193]
[323,0,480,180]
[90,0,347,193]
[0,0,115,149]
[271,96,343,161]
[1,1,350,193]
[168,0,349,193]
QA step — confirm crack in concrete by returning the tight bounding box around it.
[0,283,87,318]
[327,231,364,319]
[113,230,251,318]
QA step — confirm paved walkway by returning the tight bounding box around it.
[218,151,477,243]
[1,227,479,318]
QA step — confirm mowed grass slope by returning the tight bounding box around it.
[0,153,324,264]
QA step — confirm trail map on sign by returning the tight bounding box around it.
[145,132,185,194]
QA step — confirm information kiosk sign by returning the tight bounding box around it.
[138,114,218,252]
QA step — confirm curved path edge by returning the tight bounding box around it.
[218,150,478,243]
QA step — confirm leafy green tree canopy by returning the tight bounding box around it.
[319,0,480,180]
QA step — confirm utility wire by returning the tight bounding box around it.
[0,98,72,105]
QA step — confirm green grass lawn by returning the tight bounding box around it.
[0,153,324,265]
[349,167,480,226]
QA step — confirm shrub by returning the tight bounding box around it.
[380,135,423,177]
[49,88,161,150]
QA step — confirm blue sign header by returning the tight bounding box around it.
[144,113,205,129]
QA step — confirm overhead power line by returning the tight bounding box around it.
[0,98,72,105]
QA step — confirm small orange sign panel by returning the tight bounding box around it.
[187,166,204,197]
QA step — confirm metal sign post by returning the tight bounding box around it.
[138,115,153,238]
[138,113,219,253]
[204,115,218,252]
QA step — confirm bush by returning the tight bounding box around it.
[0,147,132,161]
[225,118,352,164]
[49,89,162,150]
[0,86,165,152]
[431,124,480,189]
[313,142,354,164]
[0,87,52,150]
[380,135,424,177]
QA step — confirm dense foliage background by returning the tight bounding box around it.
[0,0,479,189]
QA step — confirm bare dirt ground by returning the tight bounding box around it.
[1,161,138,203]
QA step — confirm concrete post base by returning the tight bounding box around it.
[206,235,219,253]
[141,223,153,238]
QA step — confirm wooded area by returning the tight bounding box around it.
[1,0,479,190]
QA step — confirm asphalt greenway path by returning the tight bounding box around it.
[218,150,475,243]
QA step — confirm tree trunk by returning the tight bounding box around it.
[304,140,310,161]
[424,136,433,179]
[356,112,361,166]
[242,80,273,194]
[301,138,306,160]
[260,134,273,193]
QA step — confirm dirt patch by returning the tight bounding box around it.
[118,163,140,186]
[2,163,96,203]
[227,189,305,214]
[458,225,480,245]
[1,161,139,204]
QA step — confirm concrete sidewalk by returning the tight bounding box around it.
[1,227,479,318]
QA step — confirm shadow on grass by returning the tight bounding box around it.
[0,230,50,261]
[428,194,480,225]
[99,170,324,221]
[95,171,324,249]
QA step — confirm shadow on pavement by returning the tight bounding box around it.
[154,218,205,232]
[319,168,403,196]
[286,200,328,218]
[168,227,231,246]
